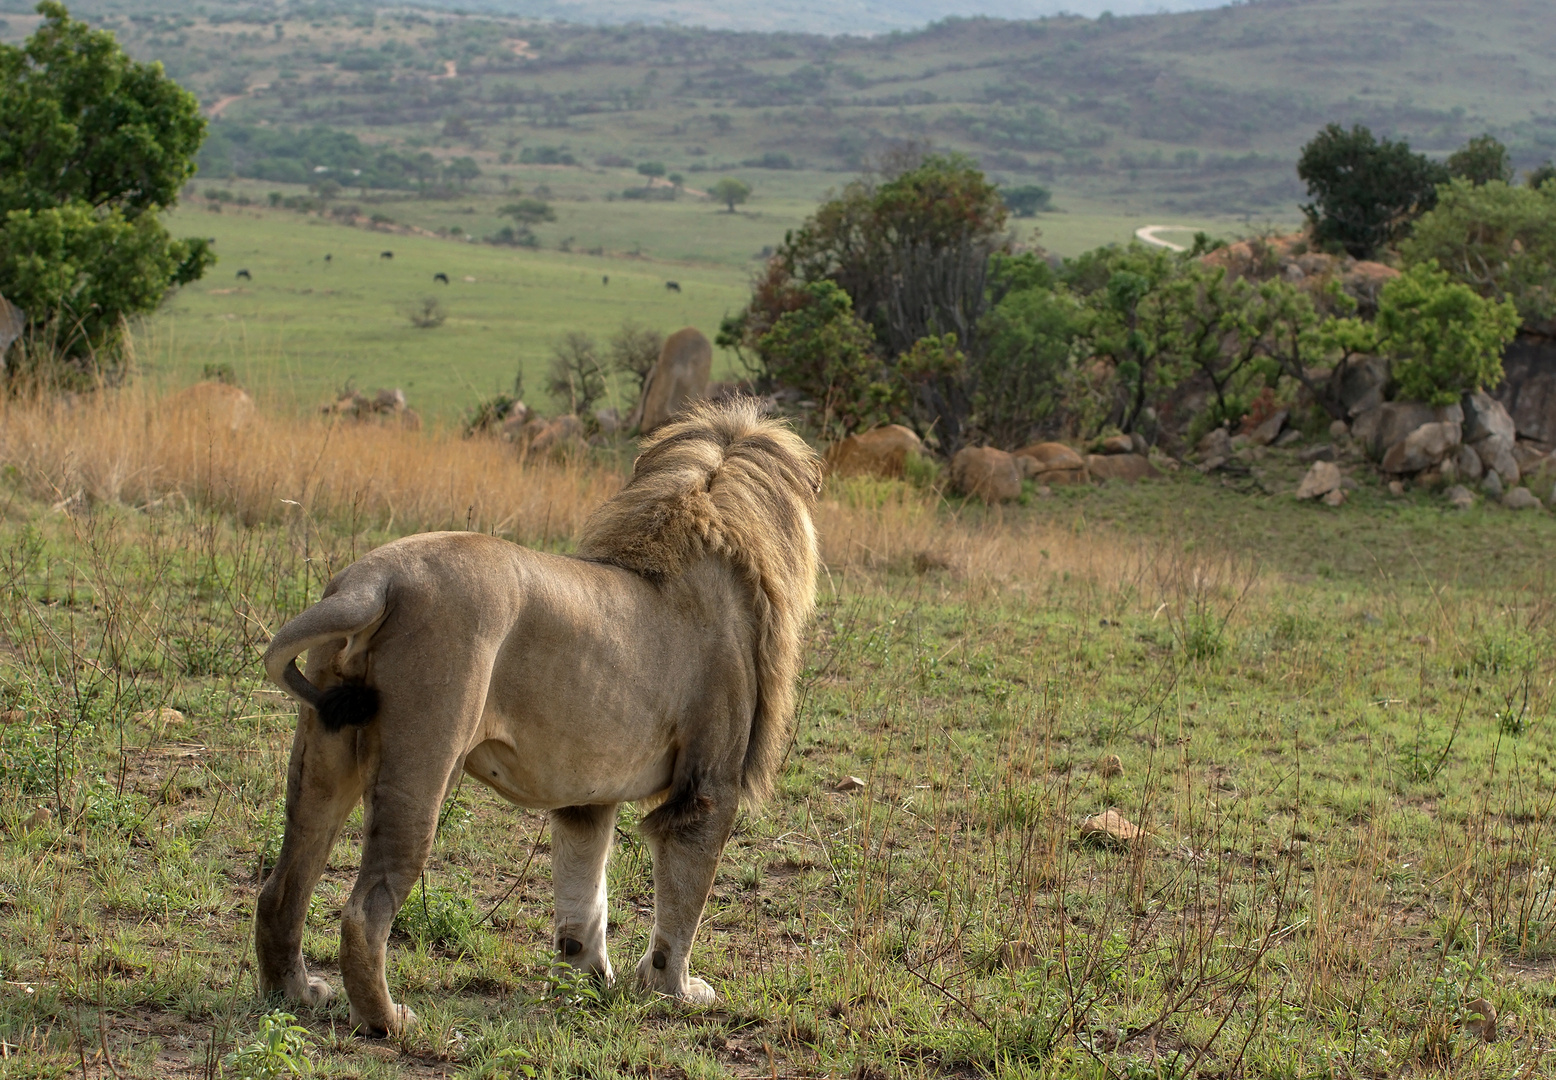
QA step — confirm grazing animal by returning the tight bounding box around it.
[324,253,332,263]
[665,280,681,292]
[380,250,394,260]
[602,275,609,285]
[235,269,252,281]
[433,272,450,284]
[255,399,822,1037]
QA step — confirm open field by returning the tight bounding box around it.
[147,186,1255,422]
[2,389,1556,1077]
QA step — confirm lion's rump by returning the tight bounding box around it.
[575,398,822,802]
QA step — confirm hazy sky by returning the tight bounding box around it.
[413,0,1231,35]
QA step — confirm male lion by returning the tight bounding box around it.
[255,399,821,1036]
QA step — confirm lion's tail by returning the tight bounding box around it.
[262,575,389,732]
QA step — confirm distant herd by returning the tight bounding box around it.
[228,252,687,294]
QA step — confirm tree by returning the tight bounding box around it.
[498,198,555,226]
[444,156,481,189]
[1401,178,1556,336]
[1001,184,1052,217]
[710,177,751,213]
[0,1,213,372]
[1528,162,1556,190]
[1446,134,1513,186]
[973,274,1083,445]
[636,161,666,184]
[545,332,607,417]
[754,280,891,438]
[1297,123,1448,259]
[608,319,663,407]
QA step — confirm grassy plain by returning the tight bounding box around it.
[2,389,1556,1077]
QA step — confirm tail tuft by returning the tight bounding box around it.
[317,682,380,731]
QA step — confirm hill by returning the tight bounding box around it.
[5,0,1554,221]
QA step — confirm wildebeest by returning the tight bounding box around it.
[324,253,333,263]
[433,272,450,285]
[380,251,394,260]
[602,275,609,285]
[665,281,681,293]
[236,269,252,281]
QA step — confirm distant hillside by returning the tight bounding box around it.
[7,0,1555,218]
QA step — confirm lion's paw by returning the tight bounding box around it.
[302,976,334,1007]
[350,1002,416,1039]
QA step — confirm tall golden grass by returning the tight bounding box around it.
[0,385,1225,602]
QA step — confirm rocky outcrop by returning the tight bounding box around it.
[634,327,713,433]
[520,414,584,456]
[951,446,1022,502]
[1201,233,1401,318]
[323,387,421,430]
[826,424,923,479]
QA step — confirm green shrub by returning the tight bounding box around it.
[1375,261,1520,405]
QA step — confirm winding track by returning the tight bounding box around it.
[1133,225,1198,252]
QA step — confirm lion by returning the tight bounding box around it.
[254,398,822,1036]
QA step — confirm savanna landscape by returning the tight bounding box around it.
[3,1,1556,1078]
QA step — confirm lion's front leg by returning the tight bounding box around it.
[635,784,738,1004]
[550,803,619,984]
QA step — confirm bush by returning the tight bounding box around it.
[545,332,607,416]
[754,280,892,437]
[403,296,447,329]
[974,280,1083,444]
[1446,134,1513,187]
[1001,183,1052,216]
[1375,261,1520,405]
[1400,178,1556,335]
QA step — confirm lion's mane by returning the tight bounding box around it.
[576,397,822,803]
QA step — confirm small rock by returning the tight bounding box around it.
[1328,419,1350,438]
[1380,421,1461,475]
[1463,997,1498,1043]
[1483,471,1505,498]
[1035,485,1052,498]
[1503,487,1542,510]
[132,707,185,727]
[998,941,1038,969]
[950,446,1022,502]
[1086,453,1159,483]
[831,776,866,794]
[1095,754,1124,779]
[1196,427,1232,461]
[1299,443,1336,463]
[1273,428,1304,448]
[1295,461,1342,499]
[1322,488,1345,507]
[23,806,50,831]
[1081,809,1142,844]
[1454,443,1483,482]
[827,425,924,480]
[1445,485,1475,510]
[1247,409,1289,447]
[1388,480,1405,496]
[1099,434,1134,455]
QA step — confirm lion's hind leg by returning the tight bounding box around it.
[635,773,739,1005]
[550,803,619,984]
[255,715,367,1010]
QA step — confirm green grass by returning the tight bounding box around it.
[149,198,754,420]
[2,423,1556,1077]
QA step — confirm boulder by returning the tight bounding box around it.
[1445,485,1476,510]
[1495,336,1556,444]
[1016,441,1087,470]
[1504,487,1543,510]
[1246,409,1289,447]
[1086,453,1158,483]
[1453,443,1483,481]
[523,414,584,456]
[1099,434,1133,455]
[635,327,713,433]
[1380,421,1461,474]
[950,447,1022,502]
[1512,439,1553,473]
[826,424,923,479]
[1299,443,1336,463]
[1336,357,1390,417]
[0,293,24,369]
[594,406,621,436]
[498,401,532,441]
[1322,488,1346,507]
[1463,390,1516,445]
[1195,426,1233,470]
[1472,437,1520,487]
[166,381,256,432]
[1081,809,1142,844]
[1483,470,1505,498]
[1296,461,1342,500]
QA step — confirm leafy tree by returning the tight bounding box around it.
[444,156,481,188]
[1372,261,1519,405]
[1001,184,1052,217]
[1446,134,1513,186]
[1401,178,1556,335]
[0,1,213,371]
[636,161,666,182]
[607,319,663,407]
[498,198,556,226]
[1297,123,1448,259]
[1528,161,1556,190]
[710,177,751,213]
[973,277,1082,445]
